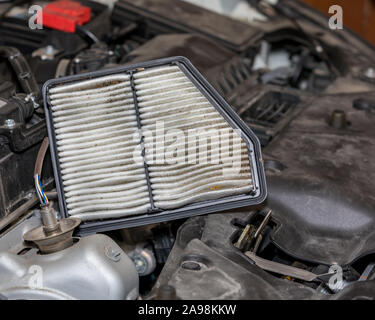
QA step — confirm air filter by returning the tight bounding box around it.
[43,57,266,234]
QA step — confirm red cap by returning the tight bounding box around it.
[37,0,91,33]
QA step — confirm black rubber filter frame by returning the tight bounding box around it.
[43,56,267,235]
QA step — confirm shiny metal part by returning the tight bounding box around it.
[254,209,272,239]
[129,247,157,276]
[0,233,139,300]
[234,224,256,250]
[4,119,15,129]
[245,251,320,282]
[364,67,375,80]
[235,209,272,252]
[32,45,60,61]
[244,209,333,283]
[23,203,80,254]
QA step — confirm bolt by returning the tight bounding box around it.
[105,246,121,262]
[129,248,156,276]
[132,256,147,274]
[74,58,80,64]
[26,192,34,199]
[329,110,347,129]
[45,45,54,55]
[315,45,323,53]
[364,67,375,80]
[4,119,15,129]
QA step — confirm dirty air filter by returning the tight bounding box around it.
[43,57,266,234]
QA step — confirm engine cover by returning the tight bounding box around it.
[0,232,139,300]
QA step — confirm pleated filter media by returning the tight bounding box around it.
[44,57,266,231]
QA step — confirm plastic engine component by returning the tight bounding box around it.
[38,0,91,33]
[43,56,267,234]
